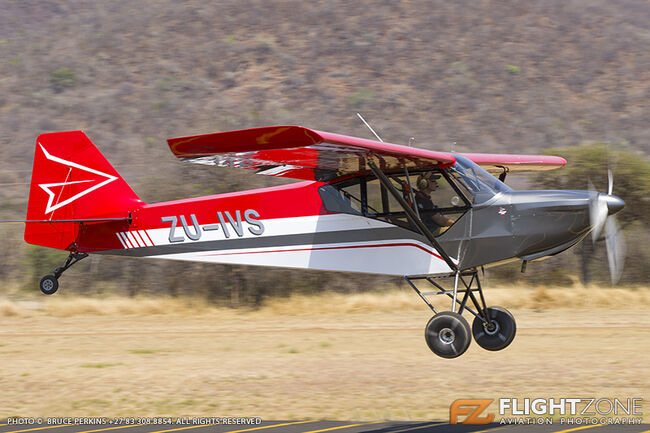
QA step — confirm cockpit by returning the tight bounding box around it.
[319,155,512,236]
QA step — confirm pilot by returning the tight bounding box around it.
[415,173,455,232]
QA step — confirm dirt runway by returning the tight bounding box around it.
[1,294,648,422]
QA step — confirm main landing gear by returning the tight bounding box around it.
[405,270,516,359]
[366,160,515,358]
[39,252,88,295]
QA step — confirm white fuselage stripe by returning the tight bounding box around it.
[126,231,141,248]
[121,232,134,249]
[131,230,145,247]
[110,214,455,276]
[140,238,454,276]
[138,230,153,246]
[116,233,127,249]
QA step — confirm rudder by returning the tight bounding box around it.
[25,131,142,251]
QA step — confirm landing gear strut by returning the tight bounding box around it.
[405,270,516,358]
[39,252,88,295]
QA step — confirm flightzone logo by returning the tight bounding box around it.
[449,399,494,425]
[450,398,644,425]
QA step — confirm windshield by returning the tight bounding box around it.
[448,154,512,204]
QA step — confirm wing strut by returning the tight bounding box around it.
[366,160,458,272]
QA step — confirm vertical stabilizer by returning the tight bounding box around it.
[25,131,142,250]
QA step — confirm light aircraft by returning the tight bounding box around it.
[19,125,625,358]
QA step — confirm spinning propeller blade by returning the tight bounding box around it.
[605,217,625,285]
[588,170,626,284]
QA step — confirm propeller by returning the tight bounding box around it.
[588,169,626,284]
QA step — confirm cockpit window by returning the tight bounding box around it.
[319,170,471,236]
[448,154,512,204]
[318,183,363,215]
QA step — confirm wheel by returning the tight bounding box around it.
[39,275,59,295]
[472,306,516,351]
[424,311,472,358]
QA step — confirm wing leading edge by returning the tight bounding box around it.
[460,153,567,173]
[167,126,566,181]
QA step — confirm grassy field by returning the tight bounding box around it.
[1,286,649,421]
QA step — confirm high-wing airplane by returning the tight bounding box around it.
[21,126,625,358]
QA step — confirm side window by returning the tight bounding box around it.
[414,172,466,211]
[366,178,383,215]
[410,171,469,235]
[319,170,471,236]
[318,184,362,215]
[339,182,363,214]
[366,178,400,215]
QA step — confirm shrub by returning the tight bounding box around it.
[505,64,521,75]
[50,68,77,93]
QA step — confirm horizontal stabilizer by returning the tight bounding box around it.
[3,217,130,224]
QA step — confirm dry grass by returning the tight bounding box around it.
[0,300,22,317]
[262,285,650,315]
[40,296,213,317]
[1,284,648,319]
[0,286,648,421]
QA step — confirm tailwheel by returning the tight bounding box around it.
[39,275,59,295]
[38,252,88,295]
[472,306,516,351]
[425,311,471,359]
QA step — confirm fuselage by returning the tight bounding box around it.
[84,159,618,277]
[92,180,454,276]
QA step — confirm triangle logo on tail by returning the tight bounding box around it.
[38,143,118,215]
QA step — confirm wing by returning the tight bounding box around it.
[460,153,567,173]
[167,126,455,181]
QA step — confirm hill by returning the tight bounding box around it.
[0,0,648,297]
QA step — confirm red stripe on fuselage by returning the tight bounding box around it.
[131,230,145,247]
[205,242,444,261]
[120,232,133,249]
[142,230,155,246]
[126,231,139,247]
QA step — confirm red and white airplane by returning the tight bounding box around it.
[22,126,625,358]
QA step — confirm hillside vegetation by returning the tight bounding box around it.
[0,1,648,301]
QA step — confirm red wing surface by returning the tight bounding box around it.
[168,126,456,181]
[460,153,567,173]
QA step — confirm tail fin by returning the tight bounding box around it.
[25,131,142,251]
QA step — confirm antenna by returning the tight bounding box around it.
[356,113,383,142]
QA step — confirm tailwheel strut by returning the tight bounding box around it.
[405,270,516,358]
[39,252,88,295]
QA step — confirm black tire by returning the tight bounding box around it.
[472,306,516,351]
[39,275,59,295]
[424,311,472,358]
